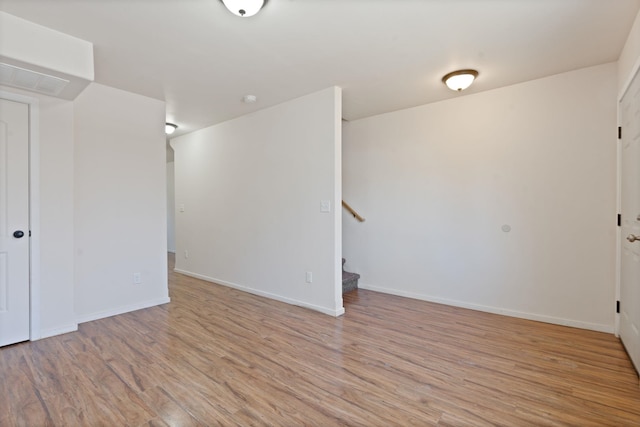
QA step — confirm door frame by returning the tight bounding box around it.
[0,90,41,342]
[616,58,640,337]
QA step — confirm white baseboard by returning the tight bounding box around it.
[174,268,345,317]
[358,283,613,334]
[76,297,171,324]
[38,323,78,340]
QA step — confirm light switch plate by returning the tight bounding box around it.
[320,200,331,212]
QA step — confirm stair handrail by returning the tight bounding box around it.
[342,200,365,222]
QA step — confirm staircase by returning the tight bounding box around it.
[341,200,363,294]
[342,258,360,294]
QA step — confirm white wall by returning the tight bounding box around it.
[37,95,77,337]
[172,87,343,316]
[167,161,176,253]
[74,83,169,322]
[343,63,617,332]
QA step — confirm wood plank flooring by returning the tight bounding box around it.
[1,254,639,426]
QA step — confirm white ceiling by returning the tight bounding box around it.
[1,0,639,137]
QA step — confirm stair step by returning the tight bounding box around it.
[342,260,360,294]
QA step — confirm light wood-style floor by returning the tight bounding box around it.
[1,255,639,426]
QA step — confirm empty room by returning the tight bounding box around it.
[1,0,640,425]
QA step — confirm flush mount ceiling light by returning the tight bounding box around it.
[220,0,267,17]
[442,69,479,91]
[165,123,178,135]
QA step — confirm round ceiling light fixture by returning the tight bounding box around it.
[165,123,178,135]
[221,0,267,17]
[442,69,479,91]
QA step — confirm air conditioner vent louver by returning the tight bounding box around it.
[0,62,69,96]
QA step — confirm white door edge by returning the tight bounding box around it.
[0,90,41,341]
[615,107,621,338]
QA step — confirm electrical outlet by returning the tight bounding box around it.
[133,272,142,284]
[184,250,189,259]
[305,271,313,283]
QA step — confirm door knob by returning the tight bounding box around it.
[627,234,640,243]
[13,230,24,239]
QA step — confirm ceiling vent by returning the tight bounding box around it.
[0,62,69,96]
[0,12,94,100]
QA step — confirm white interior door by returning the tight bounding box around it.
[0,98,30,347]
[620,70,640,374]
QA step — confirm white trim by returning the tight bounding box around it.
[39,323,78,340]
[0,90,41,341]
[174,268,345,317]
[75,297,171,324]
[619,55,640,101]
[333,86,344,314]
[358,282,614,334]
[615,102,622,337]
